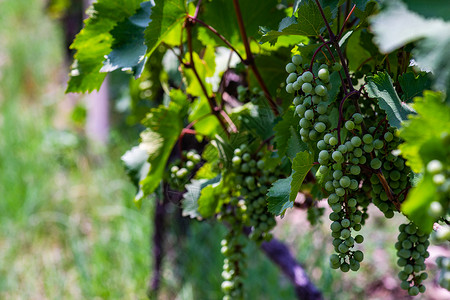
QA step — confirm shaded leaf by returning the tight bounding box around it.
[101,1,153,76]
[371,1,450,96]
[366,72,415,129]
[274,107,300,158]
[260,2,331,45]
[67,0,144,93]
[182,176,221,219]
[398,72,432,102]
[267,176,294,215]
[291,151,314,202]
[198,177,224,218]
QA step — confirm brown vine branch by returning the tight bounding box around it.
[337,4,356,40]
[337,90,360,144]
[147,187,168,299]
[185,19,236,135]
[231,0,279,116]
[187,16,245,63]
[261,239,323,300]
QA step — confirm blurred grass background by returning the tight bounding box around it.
[0,0,448,299]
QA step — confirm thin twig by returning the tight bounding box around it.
[336,90,359,144]
[185,20,233,135]
[188,16,245,63]
[194,0,202,18]
[337,4,356,40]
[231,0,279,116]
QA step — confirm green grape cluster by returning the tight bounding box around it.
[283,54,421,282]
[426,157,450,220]
[219,196,247,300]
[231,144,279,243]
[395,222,430,296]
[167,150,201,191]
[436,256,450,291]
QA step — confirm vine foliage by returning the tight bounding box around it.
[67,0,450,298]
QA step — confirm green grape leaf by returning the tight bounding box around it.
[273,107,300,157]
[67,0,144,93]
[143,0,186,57]
[286,127,308,160]
[402,174,436,234]
[260,2,331,45]
[101,1,152,76]
[197,177,224,218]
[399,91,449,173]
[184,49,214,96]
[370,1,450,97]
[267,176,294,216]
[188,96,220,137]
[346,30,372,71]
[201,0,284,50]
[249,49,291,96]
[327,70,342,104]
[182,176,221,219]
[240,104,275,141]
[405,0,450,21]
[121,146,150,189]
[136,90,188,206]
[398,72,432,102]
[366,72,416,129]
[291,151,314,202]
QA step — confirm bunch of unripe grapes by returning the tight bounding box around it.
[395,222,430,296]
[426,157,450,220]
[283,53,426,284]
[231,144,279,243]
[219,197,246,300]
[285,55,340,144]
[436,256,450,291]
[167,150,201,191]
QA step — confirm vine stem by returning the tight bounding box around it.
[193,0,202,18]
[147,186,168,299]
[314,0,354,92]
[231,0,279,116]
[336,90,359,144]
[309,41,331,72]
[187,16,245,63]
[336,4,356,40]
[185,20,236,135]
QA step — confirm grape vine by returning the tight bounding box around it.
[68,0,449,298]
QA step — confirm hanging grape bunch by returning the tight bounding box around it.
[283,52,430,294]
[395,222,430,295]
[219,195,247,300]
[436,256,450,291]
[167,150,201,191]
[230,144,280,243]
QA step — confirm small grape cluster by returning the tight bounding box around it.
[231,144,279,243]
[219,197,247,300]
[426,158,450,220]
[285,55,339,144]
[436,256,450,291]
[395,222,430,296]
[167,150,201,191]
